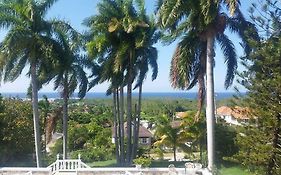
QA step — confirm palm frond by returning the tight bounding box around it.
[216,33,237,88]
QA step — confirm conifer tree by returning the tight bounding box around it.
[234,1,281,174]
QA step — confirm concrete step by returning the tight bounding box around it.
[54,172,77,175]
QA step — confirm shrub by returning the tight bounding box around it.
[133,157,152,167]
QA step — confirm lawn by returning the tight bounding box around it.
[89,159,254,175]
[87,159,117,167]
[219,166,254,175]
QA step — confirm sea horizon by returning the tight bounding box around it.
[0,91,245,100]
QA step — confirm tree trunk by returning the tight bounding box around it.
[132,84,142,159]
[62,78,69,160]
[173,145,177,162]
[31,62,42,167]
[132,104,138,160]
[113,90,120,164]
[195,73,205,122]
[126,82,132,164]
[119,87,125,165]
[267,113,281,175]
[126,50,134,165]
[206,35,215,171]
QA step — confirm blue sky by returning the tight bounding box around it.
[0,0,253,93]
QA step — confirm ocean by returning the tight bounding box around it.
[0,92,244,100]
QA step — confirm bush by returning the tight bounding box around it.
[133,157,152,167]
[71,146,114,162]
[151,147,164,160]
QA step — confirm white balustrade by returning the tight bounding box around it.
[47,154,90,174]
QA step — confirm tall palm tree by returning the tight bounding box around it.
[50,22,89,159]
[132,18,160,159]
[0,0,62,167]
[157,0,257,171]
[85,0,158,165]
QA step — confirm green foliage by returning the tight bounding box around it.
[71,146,114,162]
[0,98,34,163]
[133,157,152,167]
[151,147,164,160]
[215,124,238,163]
[235,2,281,174]
[50,140,63,156]
[67,103,114,162]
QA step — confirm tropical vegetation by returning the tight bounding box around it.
[156,0,257,172]
[0,1,280,175]
[84,0,159,166]
[233,1,281,174]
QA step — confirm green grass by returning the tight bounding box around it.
[87,159,117,167]
[219,166,254,175]
[88,159,254,175]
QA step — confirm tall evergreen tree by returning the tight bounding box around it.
[234,1,281,174]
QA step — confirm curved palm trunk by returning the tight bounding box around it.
[206,36,215,171]
[31,62,42,167]
[63,77,69,160]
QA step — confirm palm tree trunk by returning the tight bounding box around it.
[62,84,69,160]
[113,90,120,164]
[173,145,177,162]
[206,35,215,171]
[126,50,134,165]
[126,82,132,164]
[132,84,142,159]
[132,104,137,160]
[31,62,42,167]
[120,87,125,165]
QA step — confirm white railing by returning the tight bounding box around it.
[47,154,90,174]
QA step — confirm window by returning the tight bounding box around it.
[140,138,148,144]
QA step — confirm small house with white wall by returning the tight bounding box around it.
[216,106,251,126]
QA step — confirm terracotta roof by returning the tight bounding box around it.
[216,106,251,120]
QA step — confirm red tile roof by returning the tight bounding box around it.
[216,106,251,120]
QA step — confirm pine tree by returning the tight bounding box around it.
[234,2,281,174]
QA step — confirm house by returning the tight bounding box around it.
[112,122,153,146]
[216,106,251,126]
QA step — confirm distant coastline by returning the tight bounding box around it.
[0,92,245,100]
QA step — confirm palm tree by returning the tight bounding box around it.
[132,18,160,159]
[51,22,89,159]
[85,0,159,165]
[157,0,257,171]
[154,117,190,161]
[0,0,62,167]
